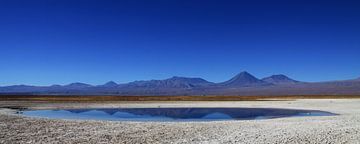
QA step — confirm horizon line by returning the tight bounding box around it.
[1,71,359,87]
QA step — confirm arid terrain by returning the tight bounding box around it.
[2,95,360,101]
[1,97,360,144]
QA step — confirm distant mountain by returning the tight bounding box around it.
[1,72,360,96]
[126,76,213,89]
[220,71,270,87]
[64,83,93,88]
[261,74,300,84]
[99,81,119,87]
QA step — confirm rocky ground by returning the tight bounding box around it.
[0,99,360,144]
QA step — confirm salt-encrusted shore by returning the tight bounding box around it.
[1,99,360,144]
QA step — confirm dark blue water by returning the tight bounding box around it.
[20,108,336,121]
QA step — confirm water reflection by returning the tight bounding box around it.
[21,108,337,121]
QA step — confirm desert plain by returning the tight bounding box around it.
[0,97,360,144]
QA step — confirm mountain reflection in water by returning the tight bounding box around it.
[21,108,336,121]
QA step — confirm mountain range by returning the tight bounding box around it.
[1,71,360,96]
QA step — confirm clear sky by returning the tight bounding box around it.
[0,0,360,86]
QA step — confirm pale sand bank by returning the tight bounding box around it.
[0,99,360,144]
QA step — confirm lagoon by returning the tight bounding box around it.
[20,108,336,121]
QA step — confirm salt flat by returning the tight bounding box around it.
[0,99,360,144]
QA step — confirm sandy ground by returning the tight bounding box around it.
[0,99,360,144]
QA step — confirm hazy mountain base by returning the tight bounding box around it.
[1,72,360,96]
[1,82,360,96]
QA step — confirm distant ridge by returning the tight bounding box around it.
[1,71,360,96]
[64,82,93,88]
[262,74,300,84]
[126,76,213,89]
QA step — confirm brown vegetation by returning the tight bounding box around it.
[0,95,360,102]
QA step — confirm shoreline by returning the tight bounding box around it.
[1,99,360,143]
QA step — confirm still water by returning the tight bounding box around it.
[20,108,336,121]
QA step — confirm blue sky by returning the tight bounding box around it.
[0,0,360,86]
